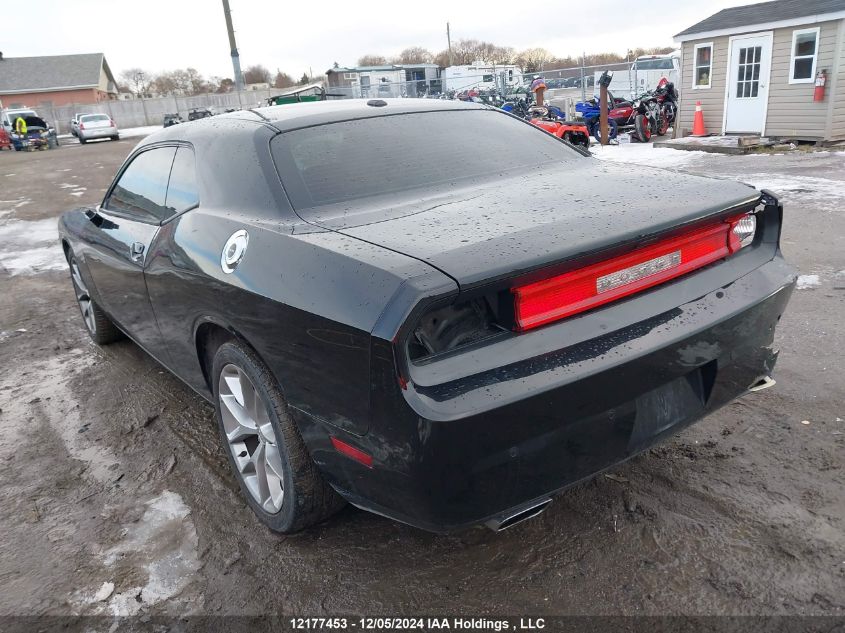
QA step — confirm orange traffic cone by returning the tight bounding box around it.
[691,101,707,136]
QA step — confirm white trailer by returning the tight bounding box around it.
[594,52,680,99]
[443,63,524,92]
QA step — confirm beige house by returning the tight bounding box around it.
[674,0,845,142]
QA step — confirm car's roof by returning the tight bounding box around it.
[139,99,490,147]
[256,98,487,131]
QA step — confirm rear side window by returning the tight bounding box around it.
[272,110,579,209]
[106,147,176,223]
[165,147,200,215]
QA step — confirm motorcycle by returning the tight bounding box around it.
[653,77,678,129]
[628,92,668,143]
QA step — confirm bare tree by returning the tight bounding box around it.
[119,68,151,96]
[515,48,555,73]
[185,67,207,95]
[357,55,388,66]
[395,47,433,64]
[151,73,177,96]
[433,40,515,66]
[216,78,235,93]
[243,64,272,84]
[274,70,295,89]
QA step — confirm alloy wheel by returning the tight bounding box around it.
[218,363,285,514]
[70,259,96,335]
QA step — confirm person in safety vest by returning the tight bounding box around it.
[15,116,27,136]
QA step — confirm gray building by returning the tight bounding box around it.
[674,0,845,142]
[326,64,441,98]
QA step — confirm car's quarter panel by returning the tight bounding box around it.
[140,121,455,435]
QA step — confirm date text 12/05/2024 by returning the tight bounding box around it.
[289,617,546,630]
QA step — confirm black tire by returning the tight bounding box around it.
[79,137,87,144]
[68,255,124,345]
[111,135,119,141]
[212,341,345,533]
[634,114,651,143]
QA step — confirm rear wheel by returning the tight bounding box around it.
[111,135,119,141]
[633,114,652,142]
[79,137,87,144]
[657,113,670,136]
[212,341,344,533]
[68,255,123,344]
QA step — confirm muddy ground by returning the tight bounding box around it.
[0,137,843,620]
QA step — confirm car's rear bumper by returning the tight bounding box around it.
[79,128,117,139]
[300,256,796,532]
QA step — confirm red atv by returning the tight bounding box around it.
[528,106,590,148]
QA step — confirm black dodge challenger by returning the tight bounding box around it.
[58,99,795,533]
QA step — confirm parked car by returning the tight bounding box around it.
[70,112,89,137]
[76,113,119,143]
[188,108,213,121]
[58,99,795,534]
[1,107,58,148]
[163,113,183,127]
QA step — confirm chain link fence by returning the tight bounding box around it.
[33,56,679,134]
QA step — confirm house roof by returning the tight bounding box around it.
[0,53,117,94]
[676,0,845,39]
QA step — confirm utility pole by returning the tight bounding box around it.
[222,0,244,91]
[447,22,454,67]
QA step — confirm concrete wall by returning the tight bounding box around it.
[678,19,843,140]
[28,88,280,134]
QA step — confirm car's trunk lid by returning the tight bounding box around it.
[305,160,760,288]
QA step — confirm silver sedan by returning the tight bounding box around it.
[77,114,119,143]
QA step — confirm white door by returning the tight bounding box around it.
[725,33,772,134]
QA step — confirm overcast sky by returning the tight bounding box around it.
[5,0,744,79]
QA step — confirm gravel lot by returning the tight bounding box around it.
[0,136,843,621]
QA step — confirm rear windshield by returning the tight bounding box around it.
[634,58,675,70]
[271,110,580,209]
[81,114,110,122]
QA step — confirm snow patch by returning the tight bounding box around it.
[797,274,821,289]
[0,218,65,275]
[591,142,708,169]
[93,582,115,602]
[100,491,201,616]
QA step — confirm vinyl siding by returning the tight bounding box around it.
[829,19,845,140]
[679,36,730,134]
[678,19,843,140]
[765,20,841,138]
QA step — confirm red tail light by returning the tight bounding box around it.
[109,120,115,127]
[512,214,751,331]
[79,123,85,130]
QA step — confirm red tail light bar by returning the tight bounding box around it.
[512,214,751,331]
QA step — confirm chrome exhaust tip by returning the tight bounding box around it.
[748,375,776,393]
[485,498,552,532]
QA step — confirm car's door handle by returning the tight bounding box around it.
[130,241,145,262]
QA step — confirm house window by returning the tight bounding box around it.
[789,27,819,83]
[343,72,357,80]
[736,45,762,98]
[693,43,713,88]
